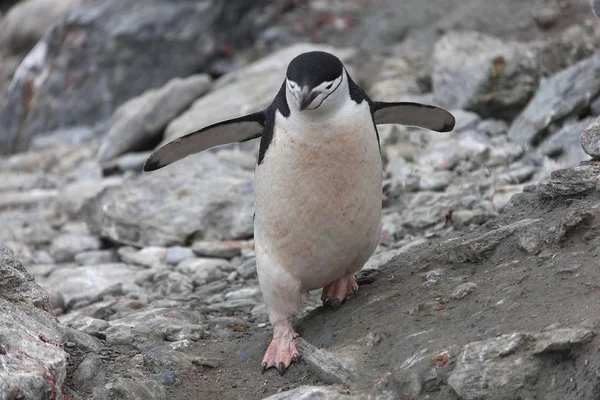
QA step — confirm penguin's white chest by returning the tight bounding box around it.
[254,102,382,290]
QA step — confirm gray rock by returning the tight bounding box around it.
[296,338,357,384]
[72,353,105,391]
[175,257,231,284]
[491,185,526,212]
[191,240,246,259]
[263,386,353,400]
[419,170,453,191]
[539,120,591,167]
[69,315,111,335]
[448,333,538,400]
[165,246,195,265]
[370,373,404,400]
[593,0,600,17]
[97,75,212,162]
[236,258,257,279]
[144,345,195,374]
[508,54,600,145]
[452,109,482,133]
[50,232,102,262]
[36,263,140,304]
[74,249,118,265]
[536,166,600,197]
[0,0,274,154]
[118,246,166,268]
[477,119,508,137]
[442,219,541,263]
[0,243,51,308]
[91,376,166,400]
[451,282,477,299]
[113,151,153,172]
[0,0,79,55]
[517,234,542,255]
[163,43,357,144]
[580,117,600,158]
[0,243,69,399]
[433,31,539,119]
[84,152,254,247]
[0,188,58,210]
[452,209,491,228]
[206,298,261,313]
[163,325,205,342]
[533,328,595,354]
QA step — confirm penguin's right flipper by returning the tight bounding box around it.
[144,112,265,172]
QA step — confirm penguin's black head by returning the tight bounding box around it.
[285,51,346,112]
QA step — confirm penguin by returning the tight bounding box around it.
[144,51,455,376]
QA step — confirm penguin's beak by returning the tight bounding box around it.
[299,87,319,111]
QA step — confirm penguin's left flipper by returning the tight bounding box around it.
[372,102,455,133]
[144,111,265,172]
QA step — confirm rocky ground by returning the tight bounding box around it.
[1,0,600,399]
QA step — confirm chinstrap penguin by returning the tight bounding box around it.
[144,51,455,376]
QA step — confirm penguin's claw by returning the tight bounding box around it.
[321,273,359,309]
[261,320,299,376]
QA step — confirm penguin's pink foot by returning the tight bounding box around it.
[261,320,300,376]
[321,272,359,309]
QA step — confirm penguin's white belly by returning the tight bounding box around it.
[254,106,382,291]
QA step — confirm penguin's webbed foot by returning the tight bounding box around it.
[321,272,358,309]
[261,319,300,376]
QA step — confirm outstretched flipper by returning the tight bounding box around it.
[144,111,266,172]
[372,102,455,132]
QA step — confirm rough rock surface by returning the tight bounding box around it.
[433,31,539,120]
[508,53,600,145]
[0,0,278,154]
[0,243,69,399]
[84,152,255,247]
[580,117,600,158]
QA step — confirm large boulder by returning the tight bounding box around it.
[0,243,69,399]
[84,152,255,247]
[432,31,539,120]
[508,53,600,145]
[0,0,275,155]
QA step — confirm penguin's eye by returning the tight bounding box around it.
[325,83,333,90]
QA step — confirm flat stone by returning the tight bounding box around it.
[84,152,255,247]
[263,386,353,400]
[97,74,212,161]
[36,263,140,304]
[533,328,595,354]
[536,165,600,197]
[165,246,195,265]
[191,240,246,259]
[118,246,167,268]
[175,257,232,284]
